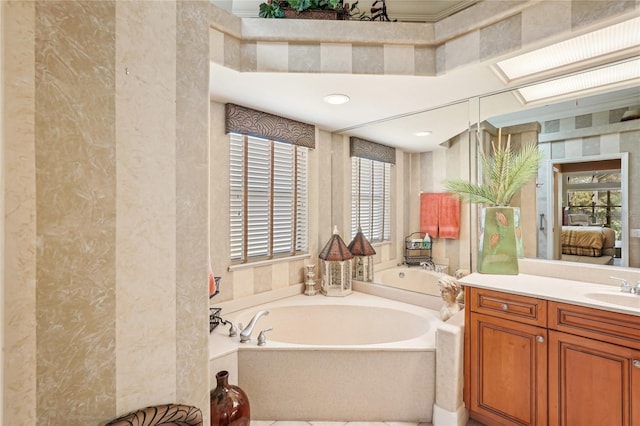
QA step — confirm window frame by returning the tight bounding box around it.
[229,133,309,264]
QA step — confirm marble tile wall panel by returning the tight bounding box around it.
[592,110,610,128]
[444,30,479,72]
[352,45,384,75]
[544,119,560,133]
[3,2,37,423]
[414,46,436,75]
[115,0,178,415]
[564,137,583,158]
[571,0,636,30]
[383,44,415,75]
[600,132,620,155]
[479,13,522,61]
[575,113,592,129]
[289,43,321,73]
[210,29,225,65]
[176,0,210,415]
[224,33,242,70]
[256,41,288,72]
[254,265,273,294]
[240,41,257,72]
[581,135,600,156]
[321,43,352,73]
[521,0,571,45]
[271,262,290,290]
[550,140,566,159]
[288,258,306,286]
[233,268,255,298]
[35,1,117,424]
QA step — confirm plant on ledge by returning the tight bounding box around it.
[259,0,362,20]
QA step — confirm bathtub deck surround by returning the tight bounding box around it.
[319,226,354,296]
[210,290,466,423]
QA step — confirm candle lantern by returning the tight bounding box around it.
[348,226,376,282]
[319,226,354,297]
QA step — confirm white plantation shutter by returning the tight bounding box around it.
[229,133,308,263]
[351,157,390,242]
[229,133,245,260]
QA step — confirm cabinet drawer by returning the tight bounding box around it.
[470,287,547,327]
[549,301,640,351]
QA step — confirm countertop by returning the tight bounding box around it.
[458,272,640,317]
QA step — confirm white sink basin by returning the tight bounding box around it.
[584,292,640,309]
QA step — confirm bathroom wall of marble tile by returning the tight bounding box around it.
[3,1,211,423]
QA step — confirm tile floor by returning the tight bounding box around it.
[252,420,485,426]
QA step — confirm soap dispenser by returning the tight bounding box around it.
[422,233,431,249]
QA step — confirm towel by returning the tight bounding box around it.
[420,193,439,238]
[439,193,460,239]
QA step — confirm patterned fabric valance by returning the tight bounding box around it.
[349,137,396,164]
[225,103,315,149]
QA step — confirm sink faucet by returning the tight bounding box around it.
[610,276,632,293]
[239,310,269,343]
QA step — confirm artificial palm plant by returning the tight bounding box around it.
[444,129,542,206]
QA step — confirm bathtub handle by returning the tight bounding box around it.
[257,328,273,346]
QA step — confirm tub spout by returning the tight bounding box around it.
[239,310,269,343]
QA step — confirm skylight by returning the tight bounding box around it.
[517,58,640,103]
[496,17,640,81]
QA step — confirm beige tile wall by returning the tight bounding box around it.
[3,1,210,424]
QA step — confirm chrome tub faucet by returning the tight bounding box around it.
[239,310,269,343]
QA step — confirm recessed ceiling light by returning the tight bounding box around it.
[323,94,350,105]
[414,131,432,136]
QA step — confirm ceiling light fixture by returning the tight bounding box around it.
[414,131,432,136]
[517,58,640,103]
[496,17,640,81]
[323,94,350,105]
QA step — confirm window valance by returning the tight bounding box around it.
[349,137,396,164]
[225,103,315,149]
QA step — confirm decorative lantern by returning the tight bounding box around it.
[348,226,376,282]
[319,226,354,297]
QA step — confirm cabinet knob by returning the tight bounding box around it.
[501,303,508,310]
[536,336,545,343]
[633,360,640,369]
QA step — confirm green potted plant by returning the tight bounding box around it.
[259,0,359,20]
[444,129,542,275]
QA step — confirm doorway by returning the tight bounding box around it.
[545,153,629,267]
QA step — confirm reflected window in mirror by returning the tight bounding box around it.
[351,157,391,243]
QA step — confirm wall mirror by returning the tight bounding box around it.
[374,62,639,298]
[480,78,639,270]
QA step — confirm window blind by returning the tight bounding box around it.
[351,156,391,242]
[229,133,308,263]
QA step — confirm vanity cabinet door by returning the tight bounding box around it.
[549,330,640,426]
[469,312,548,426]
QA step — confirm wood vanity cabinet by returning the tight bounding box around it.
[547,301,640,426]
[464,287,640,426]
[465,288,548,426]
